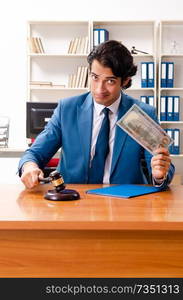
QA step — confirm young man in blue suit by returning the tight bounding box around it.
[19,40,174,189]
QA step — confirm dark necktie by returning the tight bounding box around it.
[88,107,110,183]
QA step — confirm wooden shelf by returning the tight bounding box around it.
[160,121,183,125]
[161,54,183,57]
[30,86,88,91]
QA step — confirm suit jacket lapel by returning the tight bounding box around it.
[77,93,93,173]
[110,93,132,176]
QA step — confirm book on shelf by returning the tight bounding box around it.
[68,65,88,88]
[30,81,52,86]
[28,37,45,54]
[82,66,88,88]
[68,39,74,54]
[27,37,36,53]
[83,36,89,54]
[75,66,83,88]
[72,74,77,88]
[68,74,73,88]
[68,36,89,54]
[52,84,66,88]
[78,66,85,88]
[38,37,45,53]
[30,81,66,88]
[76,37,82,54]
[71,37,79,54]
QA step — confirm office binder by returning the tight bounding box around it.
[147,62,154,87]
[167,62,174,88]
[161,62,167,87]
[173,96,180,121]
[99,29,109,43]
[93,29,100,47]
[148,96,154,107]
[140,96,147,104]
[141,62,148,88]
[167,96,173,121]
[160,96,167,121]
[173,129,180,154]
[166,128,174,154]
[86,184,163,198]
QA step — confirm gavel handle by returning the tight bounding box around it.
[39,177,51,184]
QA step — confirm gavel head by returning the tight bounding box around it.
[42,170,80,201]
[49,170,65,192]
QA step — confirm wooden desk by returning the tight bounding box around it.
[1,183,183,277]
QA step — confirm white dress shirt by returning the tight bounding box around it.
[90,95,121,184]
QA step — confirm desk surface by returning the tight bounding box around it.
[1,183,183,231]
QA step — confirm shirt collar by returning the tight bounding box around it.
[93,94,121,116]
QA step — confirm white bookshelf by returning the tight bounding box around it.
[27,21,90,102]
[28,20,157,104]
[158,21,183,170]
[92,20,157,108]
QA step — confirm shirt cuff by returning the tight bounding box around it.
[152,175,167,187]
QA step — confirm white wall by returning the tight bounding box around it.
[0,0,183,182]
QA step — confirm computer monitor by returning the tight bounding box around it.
[26,102,58,138]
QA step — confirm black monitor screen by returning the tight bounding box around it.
[26,102,58,138]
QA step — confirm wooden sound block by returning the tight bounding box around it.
[44,188,80,201]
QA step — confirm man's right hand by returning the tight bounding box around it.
[21,162,44,189]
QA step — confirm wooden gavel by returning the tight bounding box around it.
[40,170,80,201]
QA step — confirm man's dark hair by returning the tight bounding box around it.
[87,40,137,89]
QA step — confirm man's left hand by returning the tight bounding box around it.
[151,147,171,180]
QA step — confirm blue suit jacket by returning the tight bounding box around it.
[18,92,174,185]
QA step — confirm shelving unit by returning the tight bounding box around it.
[158,21,183,173]
[28,20,157,104]
[92,21,157,108]
[27,21,90,102]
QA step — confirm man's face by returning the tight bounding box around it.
[90,59,122,107]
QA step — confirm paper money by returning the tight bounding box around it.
[117,104,173,154]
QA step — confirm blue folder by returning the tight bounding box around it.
[141,62,148,87]
[167,62,174,88]
[86,184,163,198]
[161,62,167,87]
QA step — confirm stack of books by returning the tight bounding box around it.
[28,37,45,53]
[30,81,52,86]
[68,36,89,54]
[30,81,66,88]
[68,66,88,88]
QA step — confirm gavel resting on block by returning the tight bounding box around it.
[39,170,80,201]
